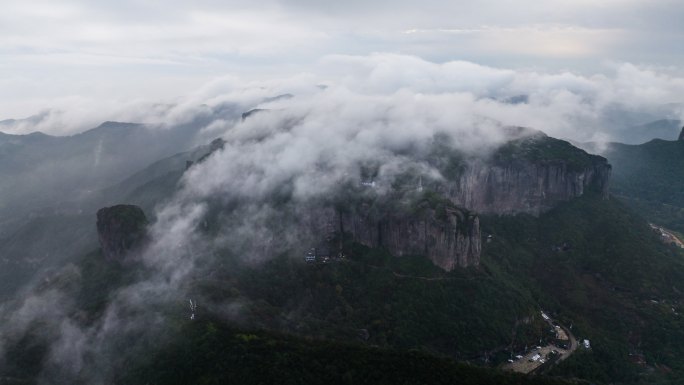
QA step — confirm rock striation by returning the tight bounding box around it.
[337,205,480,270]
[96,204,148,261]
[304,132,610,270]
[444,159,611,216]
[300,196,480,271]
[440,132,611,216]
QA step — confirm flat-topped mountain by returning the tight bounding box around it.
[239,128,612,271]
[446,132,611,215]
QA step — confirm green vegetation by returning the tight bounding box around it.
[481,193,684,384]
[0,245,566,385]
[98,204,149,231]
[604,139,684,234]
[122,318,578,385]
[494,134,605,172]
[194,245,543,361]
[7,133,684,384]
[0,213,97,300]
[11,192,684,384]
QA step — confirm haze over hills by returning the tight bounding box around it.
[3,3,684,379]
[575,128,684,241]
[0,113,233,299]
[0,120,598,382]
[616,119,683,144]
[1,71,684,383]
[2,97,684,384]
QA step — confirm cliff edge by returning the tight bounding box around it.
[443,132,611,215]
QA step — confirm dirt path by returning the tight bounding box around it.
[545,318,578,365]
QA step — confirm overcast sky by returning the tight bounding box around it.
[2,0,684,124]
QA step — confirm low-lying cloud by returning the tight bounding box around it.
[2,54,683,143]
[1,53,684,383]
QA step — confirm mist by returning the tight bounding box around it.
[1,53,684,383]
[3,54,684,143]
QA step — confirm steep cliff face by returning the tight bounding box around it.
[444,160,611,215]
[337,205,480,270]
[440,133,611,215]
[300,195,481,271]
[96,204,148,261]
[295,133,611,270]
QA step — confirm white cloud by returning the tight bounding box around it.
[3,51,684,382]
[2,0,684,120]
[2,54,684,142]
[402,25,625,58]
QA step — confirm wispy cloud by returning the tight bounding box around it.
[1,52,684,383]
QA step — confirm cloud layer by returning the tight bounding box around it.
[1,53,684,383]
[4,54,683,144]
[3,0,684,119]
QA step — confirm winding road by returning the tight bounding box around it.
[503,312,578,374]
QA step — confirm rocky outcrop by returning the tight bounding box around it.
[443,160,611,215]
[436,133,612,216]
[296,134,611,270]
[300,199,481,271]
[96,204,148,261]
[338,206,480,270]
[679,126,684,141]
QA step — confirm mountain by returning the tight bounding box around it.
[2,119,683,384]
[290,130,610,271]
[445,131,610,215]
[0,110,51,129]
[0,122,223,300]
[617,119,682,144]
[0,101,259,282]
[0,137,226,300]
[487,193,684,383]
[9,191,684,384]
[96,205,149,261]
[122,318,577,385]
[0,121,198,220]
[580,128,684,235]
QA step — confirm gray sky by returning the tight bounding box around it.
[2,0,684,124]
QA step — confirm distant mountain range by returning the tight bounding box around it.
[613,119,682,144]
[0,117,229,299]
[578,126,684,237]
